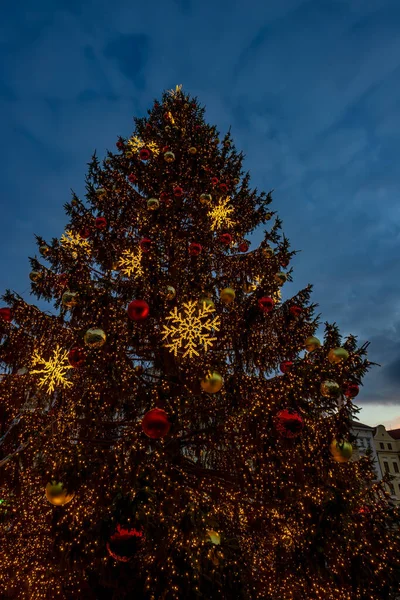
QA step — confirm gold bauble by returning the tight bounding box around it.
[305,336,321,352]
[39,245,50,257]
[45,481,75,506]
[330,440,353,463]
[328,347,349,365]
[198,297,215,310]
[125,151,133,158]
[200,193,212,204]
[147,198,160,210]
[206,530,221,545]
[71,251,78,260]
[320,380,340,398]
[200,372,223,394]
[96,188,106,198]
[265,213,272,221]
[188,146,197,155]
[29,270,41,282]
[220,287,235,304]
[164,151,175,163]
[61,290,79,308]
[84,328,106,348]
[274,272,287,286]
[164,286,176,300]
[262,247,274,258]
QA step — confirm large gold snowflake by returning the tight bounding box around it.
[127,136,160,156]
[273,288,282,304]
[30,345,74,394]
[60,230,91,255]
[207,196,236,231]
[117,247,144,279]
[161,300,220,358]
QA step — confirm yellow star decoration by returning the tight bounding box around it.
[168,84,183,97]
[117,247,144,279]
[161,300,220,358]
[60,230,91,255]
[127,136,160,156]
[30,345,73,394]
[207,196,236,231]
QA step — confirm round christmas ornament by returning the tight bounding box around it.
[189,242,202,256]
[147,198,160,211]
[343,382,359,398]
[330,440,353,463]
[305,336,321,352]
[62,291,79,308]
[274,272,287,286]
[233,177,240,185]
[142,408,171,439]
[220,287,235,304]
[139,238,152,252]
[45,481,74,506]
[164,151,175,163]
[160,191,171,203]
[262,246,274,258]
[328,347,349,364]
[280,257,289,268]
[219,182,228,193]
[29,270,41,283]
[139,148,151,161]
[116,140,124,150]
[95,217,107,230]
[84,328,106,348]
[206,530,221,545]
[289,306,302,318]
[134,365,144,375]
[320,380,341,398]
[275,409,304,439]
[188,146,197,155]
[107,525,144,562]
[128,173,137,183]
[258,297,274,313]
[198,296,215,310]
[200,193,212,204]
[173,186,183,197]
[68,347,86,368]
[280,361,294,374]
[164,286,176,300]
[211,177,219,186]
[219,233,232,245]
[80,227,91,239]
[0,308,12,322]
[127,299,150,321]
[200,372,223,393]
[39,245,50,257]
[96,188,107,198]
[238,241,249,253]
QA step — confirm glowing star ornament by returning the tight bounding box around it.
[117,247,144,280]
[168,83,183,97]
[30,345,73,394]
[161,300,220,358]
[60,229,91,255]
[207,196,236,231]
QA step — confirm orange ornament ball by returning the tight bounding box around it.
[141,408,171,439]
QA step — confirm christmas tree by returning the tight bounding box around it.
[0,85,399,600]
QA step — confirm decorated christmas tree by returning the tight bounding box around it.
[0,86,399,599]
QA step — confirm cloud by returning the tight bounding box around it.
[103,34,151,90]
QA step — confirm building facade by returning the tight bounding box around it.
[373,424,400,503]
[350,421,383,480]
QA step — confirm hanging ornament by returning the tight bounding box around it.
[164,151,175,163]
[258,297,274,313]
[188,146,197,155]
[320,380,341,398]
[107,525,144,562]
[116,140,124,150]
[45,481,75,506]
[218,182,228,193]
[95,217,107,230]
[173,186,183,197]
[127,299,150,321]
[134,365,144,376]
[29,271,41,282]
[238,241,249,253]
[305,336,321,352]
[61,291,79,308]
[128,173,137,183]
[0,308,12,322]
[198,297,214,310]
[139,148,151,161]
[262,246,274,258]
[289,306,302,318]
[200,193,212,204]
[280,361,293,374]
[147,198,160,211]
[206,530,221,545]
[96,188,107,199]
[328,347,349,364]
[79,227,91,239]
[163,286,176,300]
[233,177,240,185]
[219,233,232,245]
[211,177,219,186]
[200,372,223,393]
[141,408,171,439]
[220,288,235,304]
[274,272,287,286]
[138,238,151,252]
[280,257,289,268]
[330,440,353,463]
[189,242,202,256]
[274,409,304,439]
[68,347,86,368]
[39,245,50,257]
[84,328,107,348]
[343,382,359,398]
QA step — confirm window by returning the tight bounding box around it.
[389,483,395,495]
[380,442,385,449]
[383,461,390,473]
[393,462,399,474]
[388,443,392,450]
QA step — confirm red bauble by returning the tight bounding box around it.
[289,305,302,318]
[258,297,274,313]
[128,173,137,183]
[139,148,151,160]
[95,217,107,230]
[68,347,86,368]
[116,141,124,150]
[343,382,359,398]
[219,233,232,245]
[142,408,171,439]
[107,525,144,562]
[0,308,12,322]
[127,299,150,321]
[280,257,289,268]
[162,146,169,153]
[211,177,219,186]
[139,238,152,252]
[173,186,183,197]
[189,242,202,256]
[238,241,249,252]
[160,191,170,202]
[219,182,228,193]
[275,409,304,439]
[79,227,91,239]
[280,361,294,374]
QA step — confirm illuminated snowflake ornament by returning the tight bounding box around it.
[30,345,73,394]
[127,136,160,157]
[161,300,220,358]
[117,247,144,279]
[60,230,91,255]
[208,196,236,231]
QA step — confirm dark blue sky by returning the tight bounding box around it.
[1,0,400,427]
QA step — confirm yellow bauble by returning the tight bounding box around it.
[200,193,212,204]
[220,288,235,304]
[188,146,197,155]
[262,246,274,258]
[320,380,340,398]
[206,530,221,545]
[330,440,353,463]
[147,198,160,210]
[305,336,321,352]
[164,151,175,163]
[328,347,349,364]
[62,291,79,308]
[29,270,41,282]
[164,286,176,300]
[274,272,287,286]
[84,328,106,348]
[200,372,223,393]
[198,297,215,310]
[39,245,50,257]
[45,481,74,506]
